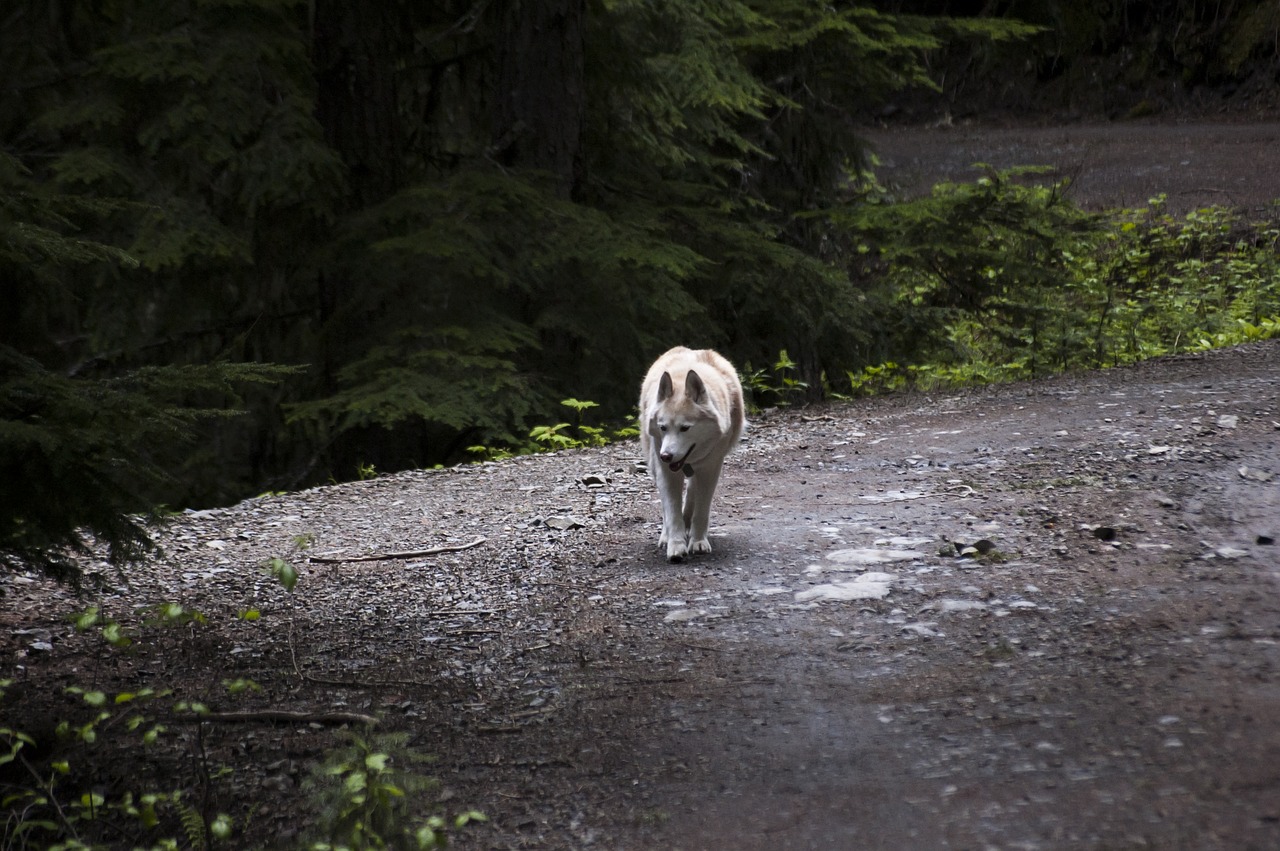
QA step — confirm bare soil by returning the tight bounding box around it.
[864,120,1280,213]
[4,125,1280,851]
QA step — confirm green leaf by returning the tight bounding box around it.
[72,609,101,631]
[211,813,234,839]
[265,557,299,592]
[101,622,131,646]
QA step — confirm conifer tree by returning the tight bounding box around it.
[1,0,1042,582]
[0,152,293,584]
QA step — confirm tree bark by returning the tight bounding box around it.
[491,0,587,198]
[313,0,409,207]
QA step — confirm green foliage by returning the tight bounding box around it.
[468,398,635,460]
[839,174,1280,393]
[264,556,300,593]
[0,346,296,585]
[0,663,214,850]
[742,350,810,409]
[846,361,909,398]
[3,576,482,850]
[304,733,484,851]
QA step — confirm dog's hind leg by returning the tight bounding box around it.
[684,456,724,555]
[657,468,690,562]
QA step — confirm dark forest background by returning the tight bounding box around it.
[3,0,1278,579]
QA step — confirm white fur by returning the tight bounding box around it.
[639,346,744,561]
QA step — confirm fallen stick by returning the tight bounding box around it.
[179,710,378,726]
[308,536,486,563]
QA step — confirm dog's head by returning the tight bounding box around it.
[650,369,715,472]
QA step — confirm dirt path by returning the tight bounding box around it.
[6,340,1279,850]
[864,121,1280,213]
[637,342,1280,850]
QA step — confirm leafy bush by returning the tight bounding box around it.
[840,171,1280,393]
[468,397,638,461]
[742,350,810,409]
[304,733,485,851]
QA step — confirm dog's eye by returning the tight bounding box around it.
[679,425,690,432]
[658,425,667,432]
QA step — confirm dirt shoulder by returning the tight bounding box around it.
[5,340,1279,850]
[863,120,1280,213]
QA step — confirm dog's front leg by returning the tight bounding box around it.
[684,456,724,555]
[656,467,689,561]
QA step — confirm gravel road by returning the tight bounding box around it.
[7,340,1278,850]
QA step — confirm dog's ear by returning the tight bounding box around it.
[657,371,674,402]
[685,369,706,403]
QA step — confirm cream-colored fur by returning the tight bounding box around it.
[639,347,745,561]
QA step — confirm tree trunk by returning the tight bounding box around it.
[491,0,587,198]
[313,0,409,207]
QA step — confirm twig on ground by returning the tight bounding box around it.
[178,710,378,726]
[677,641,727,653]
[308,536,487,563]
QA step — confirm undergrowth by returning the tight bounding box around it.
[0,550,482,850]
[844,175,1280,396]
[465,397,639,461]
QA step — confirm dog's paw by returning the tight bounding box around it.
[666,539,689,562]
[688,537,713,555]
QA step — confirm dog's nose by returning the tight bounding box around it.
[659,451,674,462]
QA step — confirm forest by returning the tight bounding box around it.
[3,0,1279,583]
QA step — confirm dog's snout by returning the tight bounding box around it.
[659,450,674,462]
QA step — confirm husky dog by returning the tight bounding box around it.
[639,347,745,561]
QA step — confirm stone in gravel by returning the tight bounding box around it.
[921,599,988,613]
[545,515,587,530]
[825,547,920,565]
[796,572,896,602]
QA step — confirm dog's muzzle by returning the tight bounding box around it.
[663,443,696,472]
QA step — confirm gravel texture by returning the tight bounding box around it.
[5,338,1279,850]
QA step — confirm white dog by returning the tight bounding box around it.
[639,347,744,561]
